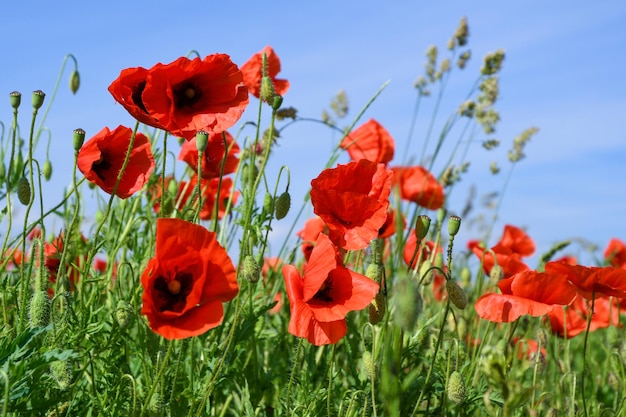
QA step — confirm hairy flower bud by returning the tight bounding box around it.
[17,176,32,205]
[446,280,467,310]
[368,292,386,325]
[29,291,51,328]
[50,360,72,390]
[115,301,133,328]
[447,371,466,404]
[274,191,291,220]
[414,215,431,240]
[263,192,274,216]
[361,351,376,381]
[242,255,261,284]
[69,70,80,94]
[43,160,53,180]
[392,276,422,332]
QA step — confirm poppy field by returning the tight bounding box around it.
[2,18,626,417]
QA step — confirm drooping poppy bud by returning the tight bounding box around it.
[275,191,291,220]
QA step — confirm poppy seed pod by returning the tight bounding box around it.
[32,90,46,110]
[274,191,291,220]
[69,70,80,94]
[72,128,85,151]
[195,131,209,153]
[448,215,462,237]
[17,176,32,205]
[414,215,431,240]
[9,91,21,109]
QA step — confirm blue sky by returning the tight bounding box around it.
[2,1,625,267]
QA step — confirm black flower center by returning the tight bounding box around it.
[91,153,112,181]
[153,272,194,313]
[132,81,149,113]
[312,277,333,302]
[174,81,203,109]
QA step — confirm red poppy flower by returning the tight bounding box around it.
[240,45,290,99]
[77,125,155,199]
[108,66,165,129]
[391,166,444,210]
[492,225,535,257]
[44,232,86,291]
[475,269,577,323]
[282,233,379,345]
[141,55,249,140]
[178,131,240,179]
[547,294,620,338]
[310,160,394,251]
[262,257,284,314]
[141,218,238,339]
[297,216,328,261]
[377,209,403,239]
[468,240,530,279]
[604,238,626,269]
[178,175,239,221]
[545,261,626,300]
[2,248,24,270]
[340,119,395,165]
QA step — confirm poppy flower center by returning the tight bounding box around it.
[153,272,193,313]
[91,153,112,181]
[167,279,181,295]
[312,277,334,302]
[131,81,149,113]
[174,81,203,109]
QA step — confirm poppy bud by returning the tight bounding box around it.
[29,290,50,328]
[436,208,446,225]
[17,176,32,205]
[274,191,291,220]
[32,90,45,110]
[260,76,276,103]
[446,280,467,310]
[50,360,72,390]
[361,351,376,380]
[43,160,52,180]
[69,70,80,94]
[242,255,261,284]
[448,215,462,237]
[418,259,433,285]
[447,371,466,404]
[414,215,431,240]
[368,291,386,325]
[263,192,274,216]
[272,95,283,111]
[195,131,209,153]
[9,91,21,109]
[72,128,85,151]
[365,263,383,282]
[115,301,133,328]
[147,388,164,415]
